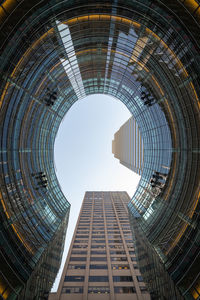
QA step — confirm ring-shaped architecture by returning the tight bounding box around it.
[0,0,199,299]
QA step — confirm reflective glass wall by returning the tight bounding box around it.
[0,0,199,299]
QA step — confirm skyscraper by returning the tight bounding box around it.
[112,117,144,175]
[0,1,199,299]
[49,192,150,300]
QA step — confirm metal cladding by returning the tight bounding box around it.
[0,0,199,299]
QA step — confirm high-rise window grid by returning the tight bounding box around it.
[53,192,150,299]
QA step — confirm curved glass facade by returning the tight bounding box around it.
[0,0,199,299]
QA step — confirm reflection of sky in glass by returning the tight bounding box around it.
[143,202,154,220]
[105,24,138,86]
[57,21,86,98]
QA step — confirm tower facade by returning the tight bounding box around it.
[112,117,144,175]
[49,192,150,300]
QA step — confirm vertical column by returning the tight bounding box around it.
[103,192,115,300]
[110,192,143,299]
[119,192,145,299]
[56,194,86,299]
[83,192,94,300]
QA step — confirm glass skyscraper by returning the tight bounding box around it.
[0,0,199,299]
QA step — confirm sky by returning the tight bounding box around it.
[52,94,140,291]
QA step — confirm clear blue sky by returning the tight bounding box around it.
[52,94,140,291]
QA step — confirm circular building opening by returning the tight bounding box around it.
[53,94,141,289]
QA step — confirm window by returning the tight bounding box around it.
[74,240,88,243]
[75,235,89,238]
[111,257,127,262]
[93,220,103,223]
[124,235,133,239]
[79,221,90,223]
[77,227,88,230]
[70,257,86,261]
[92,227,104,230]
[140,286,148,293]
[108,235,121,239]
[108,240,122,243]
[62,287,83,294]
[90,264,108,269]
[131,257,137,261]
[113,276,133,282]
[114,287,136,293]
[127,244,134,249]
[88,287,110,294]
[126,240,133,243]
[107,226,119,230]
[64,276,84,282]
[91,245,106,249]
[73,245,87,248]
[90,257,107,261]
[71,250,87,255]
[137,276,144,282]
[91,250,106,255]
[92,240,106,243]
[112,265,129,270]
[109,245,124,249]
[110,250,126,255]
[68,264,86,269]
[89,276,109,282]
